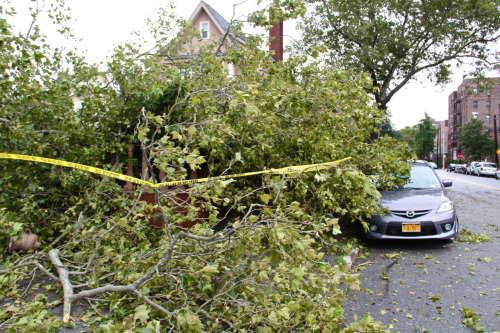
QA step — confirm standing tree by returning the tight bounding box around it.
[295,0,500,111]
[414,114,438,160]
[459,118,495,161]
[397,125,418,148]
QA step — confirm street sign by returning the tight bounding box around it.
[457,153,464,159]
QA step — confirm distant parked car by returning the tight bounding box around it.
[428,162,438,169]
[476,162,497,177]
[466,161,480,175]
[495,169,500,180]
[446,163,456,172]
[455,164,467,174]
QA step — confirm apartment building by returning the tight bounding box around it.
[447,78,500,160]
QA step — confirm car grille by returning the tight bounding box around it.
[386,221,437,236]
[390,209,431,219]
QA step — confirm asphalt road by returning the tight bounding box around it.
[343,169,500,333]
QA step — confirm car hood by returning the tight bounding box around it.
[379,188,449,211]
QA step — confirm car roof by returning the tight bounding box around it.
[412,161,433,167]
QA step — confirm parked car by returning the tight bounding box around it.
[476,162,497,177]
[446,163,456,172]
[466,161,480,175]
[364,161,459,242]
[428,162,438,169]
[455,164,467,174]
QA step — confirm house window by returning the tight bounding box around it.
[472,112,479,119]
[486,115,491,123]
[486,101,491,110]
[200,22,209,39]
[486,89,491,96]
[473,101,478,109]
[472,88,478,95]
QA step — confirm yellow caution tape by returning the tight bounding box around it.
[0,153,350,188]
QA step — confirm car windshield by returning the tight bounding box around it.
[400,165,442,189]
[483,163,496,168]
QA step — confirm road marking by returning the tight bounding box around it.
[439,173,500,191]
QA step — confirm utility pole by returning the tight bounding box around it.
[496,107,499,165]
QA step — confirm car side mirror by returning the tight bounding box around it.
[442,179,452,187]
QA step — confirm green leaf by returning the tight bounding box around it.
[260,193,272,204]
[134,304,150,322]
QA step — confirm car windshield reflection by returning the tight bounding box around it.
[398,165,442,190]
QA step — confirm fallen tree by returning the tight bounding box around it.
[0,1,407,331]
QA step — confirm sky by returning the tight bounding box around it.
[9,0,496,130]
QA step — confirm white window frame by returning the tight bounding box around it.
[200,21,209,39]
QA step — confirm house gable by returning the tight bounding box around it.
[167,1,246,76]
[188,1,230,41]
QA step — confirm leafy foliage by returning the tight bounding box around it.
[295,0,500,111]
[414,113,438,160]
[0,1,408,331]
[458,118,495,160]
[461,307,486,332]
[397,125,418,148]
[458,228,492,243]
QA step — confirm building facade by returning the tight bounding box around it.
[447,78,500,161]
[434,120,449,168]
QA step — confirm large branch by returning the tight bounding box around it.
[41,221,240,321]
[48,249,74,322]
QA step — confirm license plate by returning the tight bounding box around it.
[402,223,421,232]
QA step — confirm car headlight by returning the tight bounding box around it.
[437,200,453,213]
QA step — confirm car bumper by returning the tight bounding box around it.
[364,215,458,240]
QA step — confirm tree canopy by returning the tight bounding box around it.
[458,118,495,161]
[0,1,409,331]
[414,114,438,160]
[296,0,500,111]
[397,125,418,148]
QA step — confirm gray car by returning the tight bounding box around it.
[364,162,459,242]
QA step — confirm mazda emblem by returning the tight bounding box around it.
[405,211,415,218]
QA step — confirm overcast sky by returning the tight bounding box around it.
[10,0,493,130]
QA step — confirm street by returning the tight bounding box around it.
[344,169,500,332]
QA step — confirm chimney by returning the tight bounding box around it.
[269,20,283,62]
